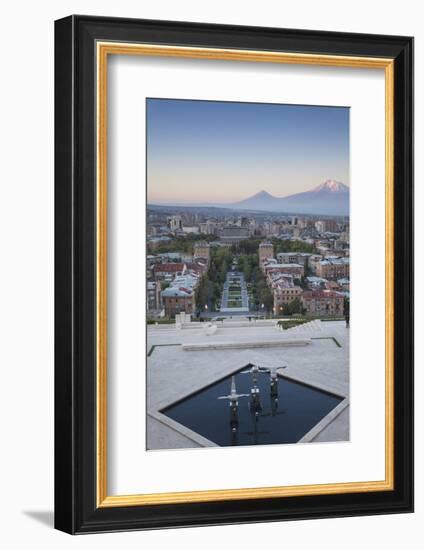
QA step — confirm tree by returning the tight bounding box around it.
[237,255,245,272]
[259,286,273,312]
[195,274,209,309]
[199,246,235,311]
[235,238,262,255]
[290,298,303,314]
[243,263,252,282]
[271,237,315,255]
[283,298,303,315]
[219,260,228,283]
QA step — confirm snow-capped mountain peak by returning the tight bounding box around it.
[313,179,349,193]
[252,190,274,199]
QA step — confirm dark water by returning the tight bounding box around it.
[161,370,342,447]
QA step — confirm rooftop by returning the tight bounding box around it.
[264,263,304,271]
[161,287,193,298]
[161,273,199,296]
[319,257,350,266]
[302,290,344,298]
[154,263,186,273]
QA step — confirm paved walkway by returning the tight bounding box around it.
[220,271,249,313]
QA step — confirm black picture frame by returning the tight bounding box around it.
[55,15,413,534]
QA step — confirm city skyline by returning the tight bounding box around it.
[147,98,350,204]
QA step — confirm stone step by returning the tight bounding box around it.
[284,319,324,333]
[182,338,311,351]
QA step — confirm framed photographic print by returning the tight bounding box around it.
[54,15,414,533]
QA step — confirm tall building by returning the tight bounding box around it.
[199,220,217,235]
[234,216,250,228]
[259,242,274,264]
[167,215,183,232]
[315,219,338,233]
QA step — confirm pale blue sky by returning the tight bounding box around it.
[147,98,349,204]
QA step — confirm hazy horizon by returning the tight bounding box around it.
[148,183,349,206]
[147,99,349,204]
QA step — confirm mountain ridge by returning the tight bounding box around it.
[228,180,349,215]
[149,180,350,216]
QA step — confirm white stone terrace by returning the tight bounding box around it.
[147,318,349,450]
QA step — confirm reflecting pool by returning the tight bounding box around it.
[161,367,343,447]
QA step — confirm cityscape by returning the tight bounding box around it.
[147,191,349,322]
[146,99,350,450]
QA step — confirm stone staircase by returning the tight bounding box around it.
[283,319,324,333]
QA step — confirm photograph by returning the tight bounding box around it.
[146,98,350,450]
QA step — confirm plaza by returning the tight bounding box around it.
[147,317,349,450]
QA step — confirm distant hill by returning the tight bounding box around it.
[228,180,349,216]
[229,190,278,211]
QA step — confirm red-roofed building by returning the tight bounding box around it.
[153,263,186,279]
[185,261,208,275]
[301,290,344,316]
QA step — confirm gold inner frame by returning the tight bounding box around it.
[96,42,395,508]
